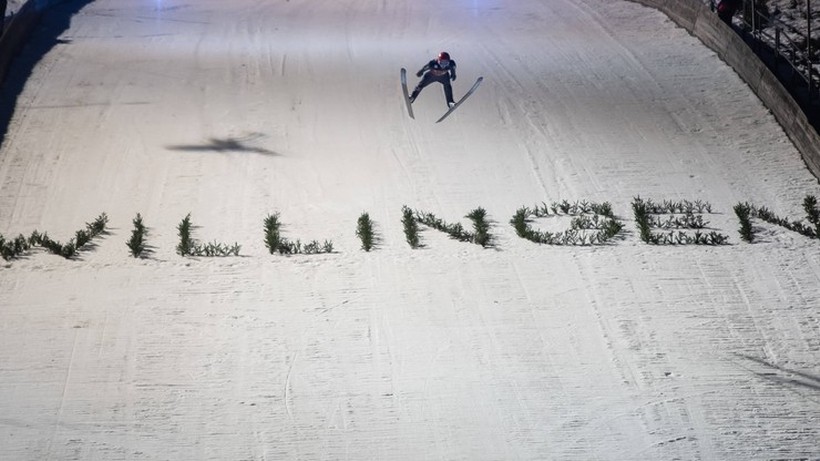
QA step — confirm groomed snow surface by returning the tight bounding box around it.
[1,0,819,459]
[4,0,25,17]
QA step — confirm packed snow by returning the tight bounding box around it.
[3,0,24,18]
[1,0,819,459]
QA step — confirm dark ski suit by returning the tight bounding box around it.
[410,58,457,106]
[716,0,740,25]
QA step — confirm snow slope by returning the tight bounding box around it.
[1,0,819,459]
[4,0,24,17]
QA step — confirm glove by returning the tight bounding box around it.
[451,74,457,81]
[416,70,423,77]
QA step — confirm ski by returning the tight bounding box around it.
[436,76,483,123]
[400,68,414,119]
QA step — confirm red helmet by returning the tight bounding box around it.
[437,51,450,61]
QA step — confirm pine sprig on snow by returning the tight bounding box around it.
[127,213,149,258]
[410,207,494,247]
[356,212,375,251]
[0,233,31,261]
[402,206,421,249]
[513,200,623,246]
[738,195,820,241]
[264,212,333,255]
[178,213,241,257]
[633,197,727,245]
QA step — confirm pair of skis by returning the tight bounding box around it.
[400,68,483,123]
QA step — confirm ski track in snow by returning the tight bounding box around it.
[1,0,820,459]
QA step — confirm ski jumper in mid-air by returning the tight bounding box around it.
[409,52,457,107]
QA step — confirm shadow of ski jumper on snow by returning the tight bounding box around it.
[166,135,280,156]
